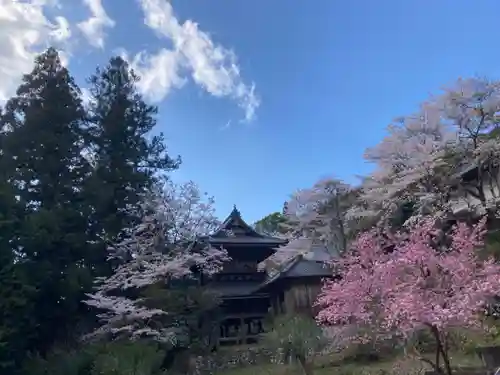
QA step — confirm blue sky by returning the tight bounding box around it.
[4,0,500,223]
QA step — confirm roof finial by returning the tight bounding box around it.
[231,204,241,217]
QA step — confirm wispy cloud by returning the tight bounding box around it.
[219,119,232,131]
[0,0,260,123]
[122,48,186,100]
[77,0,115,48]
[128,0,260,122]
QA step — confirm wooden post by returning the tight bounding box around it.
[239,316,244,344]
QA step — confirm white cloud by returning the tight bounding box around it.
[0,0,259,123]
[131,0,260,122]
[77,0,115,49]
[0,0,72,102]
[51,16,71,42]
[124,48,186,99]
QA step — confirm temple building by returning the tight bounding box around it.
[200,206,334,348]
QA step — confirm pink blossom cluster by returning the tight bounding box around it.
[316,217,500,337]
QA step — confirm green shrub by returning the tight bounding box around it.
[22,345,95,375]
[263,314,331,375]
[22,341,167,375]
[337,325,403,364]
[91,341,166,375]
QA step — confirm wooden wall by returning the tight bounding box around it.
[270,278,324,316]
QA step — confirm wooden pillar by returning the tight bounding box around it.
[239,316,244,344]
[279,291,286,314]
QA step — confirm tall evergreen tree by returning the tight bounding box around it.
[0,48,94,355]
[85,56,180,243]
[254,211,288,235]
[0,173,37,373]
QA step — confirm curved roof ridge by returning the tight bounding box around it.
[208,206,287,244]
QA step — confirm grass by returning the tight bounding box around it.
[218,350,484,375]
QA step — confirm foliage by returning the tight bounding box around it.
[316,217,500,375]
[22,341,166,375]
[264,314,332,375]
[0,262,37,373]
[254,211,289,235]
[0,48,189,373]
[215,351,485,375]
[0,47,97,357]
[23,347,95,375]
[0,178,37,372]
[85,56,180,243]
[484,229,500,260]
[325,324,403,364]
[91,341,166,375]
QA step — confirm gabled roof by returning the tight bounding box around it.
[259,243,335,289]
[206,206,287,245]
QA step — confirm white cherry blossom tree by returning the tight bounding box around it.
[260,178,356,274]
[353,77,500,227]
[84,180,229,344]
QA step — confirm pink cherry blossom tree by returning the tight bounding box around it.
[84,180,230,344]
[316,217,500,375]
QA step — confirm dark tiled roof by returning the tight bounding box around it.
[203,206,287,245]
[207,282,263,297]
[258,243,335,289]
[284,258,332,278]
[208,236,286,245]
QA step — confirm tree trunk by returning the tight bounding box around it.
[296,354,314,375]
[430,325,453,375]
